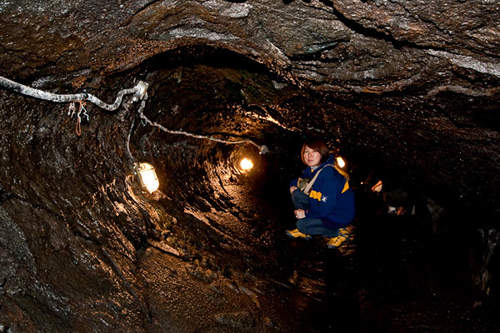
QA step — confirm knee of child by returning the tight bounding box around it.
[296,218,308,233]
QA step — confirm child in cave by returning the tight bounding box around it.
[286,138,355,248]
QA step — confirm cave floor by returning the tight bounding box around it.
[136,189,500,333]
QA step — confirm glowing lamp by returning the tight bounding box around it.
[136,162,159,193]
[239,157,254,172]
[371,180,383,193]
[336,156,346,169]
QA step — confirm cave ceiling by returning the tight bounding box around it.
[0,0,499,331]
[1,0,499,215]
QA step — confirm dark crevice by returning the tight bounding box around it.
[307,0,460,53]
[6,193,62,220]
[288,41,345,61]
[214,169,231,197]
[69,223,155,329]
[311,0,414,48]
[122,0,166,26]
[69,222,99,244]
[100,248,153,325]
[0,188,13,205]
[140,45,274,76]
[144,240,191,261]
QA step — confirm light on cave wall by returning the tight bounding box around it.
[239,157,254,172]
[136,162,159,193]
[336,156,346,169]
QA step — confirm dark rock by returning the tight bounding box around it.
[214,311,256,330]
[0,0,499,331]
[187,266,217,283]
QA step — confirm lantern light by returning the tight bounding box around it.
[336,156,346,169]
[136,162,159,193]
[371,180,383,193]
[239,157,254,172]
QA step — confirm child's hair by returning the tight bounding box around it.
[301,139,330,164]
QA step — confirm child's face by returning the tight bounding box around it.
[303,146,322,167]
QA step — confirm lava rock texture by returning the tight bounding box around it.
[0,0,499,332]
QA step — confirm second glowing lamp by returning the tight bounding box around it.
[239,157,254,171]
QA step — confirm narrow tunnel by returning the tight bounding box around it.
[121,46,500,332]
[121,46,369,331]
[1,14,500,333]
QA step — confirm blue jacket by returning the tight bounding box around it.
[290,155,355,228]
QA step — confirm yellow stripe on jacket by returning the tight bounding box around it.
[341,179,350,194]
[309,190,322,201]
[309,180,349,201]
[334,164,350,194]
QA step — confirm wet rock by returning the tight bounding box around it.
[187,266,217,284]
[0,0,499,331]
[474,228,500,299]
[263,316,275,328]
[238,285,261,308]
[2,0,489,218]
[214,311,256,331]
[208,284,223,296]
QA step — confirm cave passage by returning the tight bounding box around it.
[1,45,499,333]
[108,47,498,332]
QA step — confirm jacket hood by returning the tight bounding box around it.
[319,154,335,168]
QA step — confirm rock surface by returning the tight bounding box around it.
[0,0,499,332]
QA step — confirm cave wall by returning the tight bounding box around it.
[1,0,499,331]
[1,0,499,214]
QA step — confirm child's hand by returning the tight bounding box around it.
[294,209,306,219]
[290,186,298,194]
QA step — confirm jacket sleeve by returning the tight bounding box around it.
[305,168,342,219]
